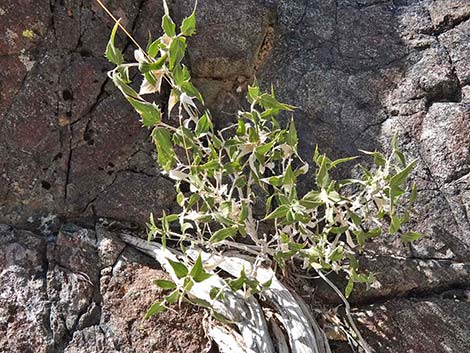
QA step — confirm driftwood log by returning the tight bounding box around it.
[120,233,332,353]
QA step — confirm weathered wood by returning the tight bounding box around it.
[120,233,331,353]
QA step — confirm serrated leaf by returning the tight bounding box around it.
[162,14,176,37]
[126,97,161,127]
[105,20,124,65]
[180,2,197,36]
[169,37,186,70]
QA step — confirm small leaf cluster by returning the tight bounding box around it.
[145,253,212,318]
[105,0,422,318]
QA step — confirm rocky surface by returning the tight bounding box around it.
[0,0,469,352]
[0,223,208,353]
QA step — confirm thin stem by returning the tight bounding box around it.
[96,0,152,62]
[315,269,373,353]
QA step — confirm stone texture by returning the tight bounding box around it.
[0,225,49,353]
[353,298,470,353]
[0,223,208,353]
[1,0,469,352]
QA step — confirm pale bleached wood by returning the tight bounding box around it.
[120,234,275,353]
[191,251,332,353]
[209,326,257,353]
[270,319,290,353]
[120,234,331,353]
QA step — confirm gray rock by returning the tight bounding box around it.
[1,0,469,352]
[353,298,470,353]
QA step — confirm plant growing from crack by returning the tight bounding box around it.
[99,1,422,352]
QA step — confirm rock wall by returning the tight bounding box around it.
[0,0,469,352]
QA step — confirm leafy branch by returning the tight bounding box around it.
[99,0,422,350]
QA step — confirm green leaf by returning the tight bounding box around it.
[316,155,329,188]
[105,21,124,65]
[255,140,275,163]
[348,211,362,226]
[181,81,203,102]
[165,290,180,304]
[189,254,212,282]
[173,64,185,86]
[247,84,260,104]
[410,183,418,203]
[169,37,186,70]
[162,14,176,37]
[152,127,176,171]
[209,226,238,243]
[345,278,354,298]
[211,310,233,324]
[286,119,298,148]
[391,160,417,187]
[147,38,161,58]
[359,150,386,168]
[401,231,423,242]
[329,156,358,168]
[195,113,212,136]
[265,205,289,220]
[153,279,176,290]
[391,132,398,150]
[112,72,139,98]
[395,150,407,167]
[239,201,248,222]
[167,259,188,279]
[210,286,224,300]
[144,300,166,319]
[180,1,197,36]
[258,93,295,111]
[262,278,273,288]
[283,164,295,185]
[329,246,344,262]
[389,214,401,234]
[126,97,161,128]
[228,274,245,291]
